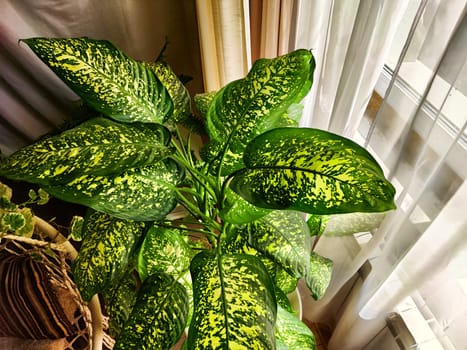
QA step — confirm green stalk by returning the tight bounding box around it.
[155,222,216,243]
[174,188,221,233]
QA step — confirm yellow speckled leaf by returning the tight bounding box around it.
[231,127,396,214]
[114,273,189,350]
[220,189,271,225]
[72,211,146,301]
[43,159,181,221]
[0,117,172,186]
[247,211,311,279]
[194,91,216,120]
[22,37,173,124]
[275,306,316,349]
[306,252,333,300]
[204,49,315,175]
[137,225,192,281]
[188,251,277,349]
[101,271,138,339]
[143,61,191,124]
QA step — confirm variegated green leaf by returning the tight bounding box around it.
[275,306,316,350]
[0,118,172,185]
[114,273,189,350]
[221,227,278,281]
[22,37,173,123]
[43,160,181,221]
[276,339,289,350]
[0,181,12,202]
[194,91,216,120]
[144,61,191,123]
[102,271,138,339]
[306,252,333,300]
[231,127,396,214]
[307,214,329,236]
[0,207,35,237]
[0,208,35,237]
[281,103,303,125]
[137,225,192,281]
[221,226,296,299]
[1,212,25,232]
[188,251,277,349]
[204,49,315,175]
[220,189,271,225]
[275,268,299,295]
[69,215,85,241]
[36,188,50,205]
[178,270,194,328]
[274,287,294,315]
[247,210,311,279]
[71,211,145,301]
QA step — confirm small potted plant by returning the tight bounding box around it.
[0,37,395,349]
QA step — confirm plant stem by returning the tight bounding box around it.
[156,222,217,243]
[174,189,221,232]
[170,152,217,198]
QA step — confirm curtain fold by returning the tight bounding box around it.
[327,1,467,347]
[221,1,466,348]
[293,0,410,136]
[195,0,249,91]
[356,0,467,327]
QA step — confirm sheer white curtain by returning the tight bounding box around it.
[354,1,467,348]
[312,0,467,348]
[198,1,467,349]
[293,0,410,137]
[196,0,410,133]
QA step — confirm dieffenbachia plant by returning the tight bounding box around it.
[0,37,396,349]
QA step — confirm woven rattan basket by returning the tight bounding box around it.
[0,218,113,350]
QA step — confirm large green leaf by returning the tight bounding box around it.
[230,127,396,214]
[137,225,192,281]
[23,37,173,123]
[178,270,195,329]
[221,225,298,301]
[71,211,145,301]
[221,226,280,281]
[220,189,271,225]
[307,214,329,236]
[275,306,316,350]
[306,252,333,300]
[0,117,171,185]
[114,273,189,350]
[143,61,191,124]
[101,271,138,339]
[194,91,216,120]
[247,211,311,279]
[275,268,299,296]
[188,251,277,349]
[43,160,181,221]
[204,49,315,175]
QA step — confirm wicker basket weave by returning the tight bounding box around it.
[0,218,113,350]
[0,234,92,350]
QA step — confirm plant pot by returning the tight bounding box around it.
[0,235,92,349]
[0,217,116,350]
